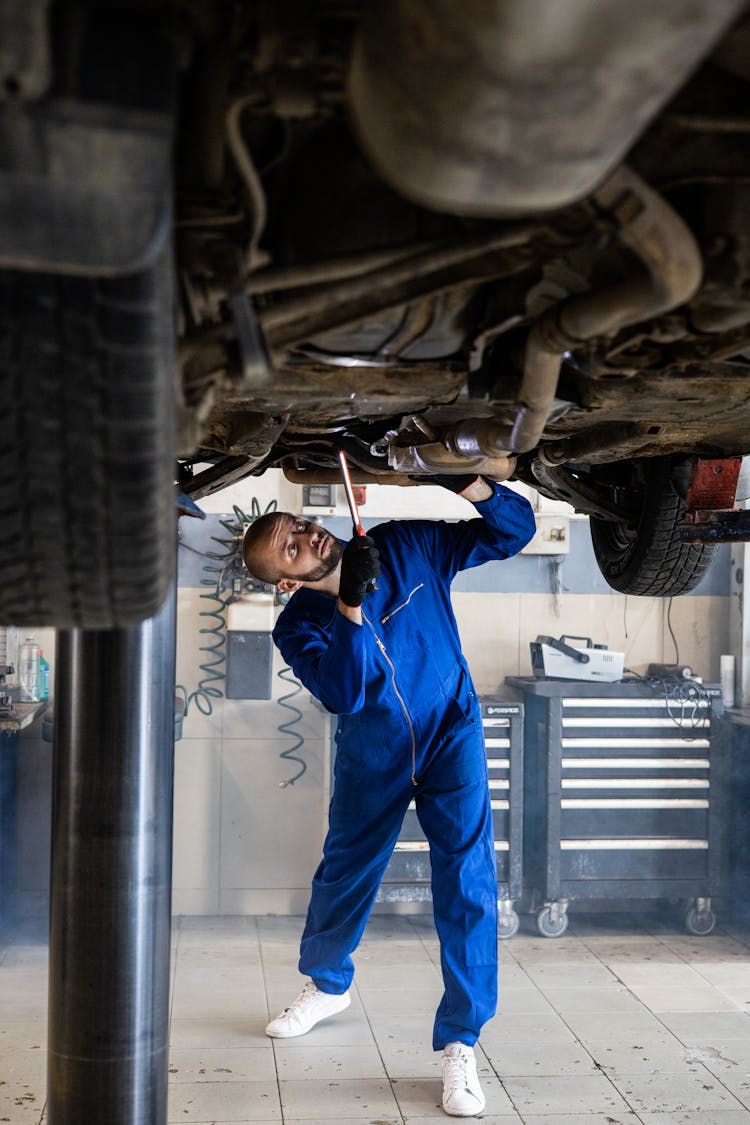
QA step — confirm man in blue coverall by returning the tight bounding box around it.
[242,474,535,1116]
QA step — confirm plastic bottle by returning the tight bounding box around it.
[19,635,40,702]
[38,650,50,702]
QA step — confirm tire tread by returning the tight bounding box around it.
[0,261,175,628]
[590,458,716,597]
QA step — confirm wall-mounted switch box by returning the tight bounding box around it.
[302,483,337,516]
[225,632,273,699]
[521,514,570,555]
[225,595,275,699]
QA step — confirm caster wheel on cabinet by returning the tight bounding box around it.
[685,906,716,936]
[536,905,569,938]
[498,910,520,940]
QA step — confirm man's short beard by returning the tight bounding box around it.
[299,537,343,583]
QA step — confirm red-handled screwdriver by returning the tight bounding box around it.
[338,450,378,591]
[338,450,366,536]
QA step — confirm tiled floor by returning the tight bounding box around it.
[3,911,750,1123]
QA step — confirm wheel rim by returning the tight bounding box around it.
[609,521,637,553]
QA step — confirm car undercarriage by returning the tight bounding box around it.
[4,0,750,626]
[176,0,750,597]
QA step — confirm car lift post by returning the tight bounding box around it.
[47,585,177,1125]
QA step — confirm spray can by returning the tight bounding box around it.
[19,635,40,702]
[38,650,50,702]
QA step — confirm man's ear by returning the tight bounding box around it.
[277,578,302,594]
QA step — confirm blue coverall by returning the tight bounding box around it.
[273,482,535,1049]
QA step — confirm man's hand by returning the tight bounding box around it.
[338,535,381,607]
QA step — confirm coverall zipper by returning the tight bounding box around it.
[362,610,418,786]
[380,583,424,625]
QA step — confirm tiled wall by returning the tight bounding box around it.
[12,473,731,918]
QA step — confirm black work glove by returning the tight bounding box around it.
[338,535,381,607]
[409,473,483,495]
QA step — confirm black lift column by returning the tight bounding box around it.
[48,587,177,1125]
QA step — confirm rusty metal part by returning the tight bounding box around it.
[348,0,742,216]
[506,340,562,454]
[666,323,750,364]
[205,411,289,458]
[258,226,543,356]
[681,507,750,541]
[179,326,468,426]
[539,423,666,467]
[684,455,742,514]
[505,165,703,455]
[387,439,516,479]
[281,459,415,486]
[233,356,467,419]
[446,419,519,461]
[564,167,703,338]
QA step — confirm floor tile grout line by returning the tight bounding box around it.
[582,919,750,1055]
[257,915,287,1124]
[350,971,409,1124]
[516,929,661,1125]
[533,923,750,1120]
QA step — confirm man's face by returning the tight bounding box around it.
[264,515,343,584]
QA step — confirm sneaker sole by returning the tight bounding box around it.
[442,1097,486,1117]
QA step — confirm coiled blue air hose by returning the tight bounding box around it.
[177,499,277,717]
[276,665,306,787]
[177,496,307,788]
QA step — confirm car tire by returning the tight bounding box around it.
[0,256,176,629]
[589,456,716,597]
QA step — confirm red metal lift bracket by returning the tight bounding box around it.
[681,456,748,542]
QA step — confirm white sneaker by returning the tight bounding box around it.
[265,980,351,1038]
[441,1042,486,1117]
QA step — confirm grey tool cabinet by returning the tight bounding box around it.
[330,697,525,937]
[506,677,726,937]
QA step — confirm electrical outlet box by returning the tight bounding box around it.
[521,514,570,555]
[302,483,337,516]
[225,631,273,699]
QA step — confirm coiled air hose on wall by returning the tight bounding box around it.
[176,498,307,786]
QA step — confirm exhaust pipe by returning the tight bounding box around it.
[508,165,703,454]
